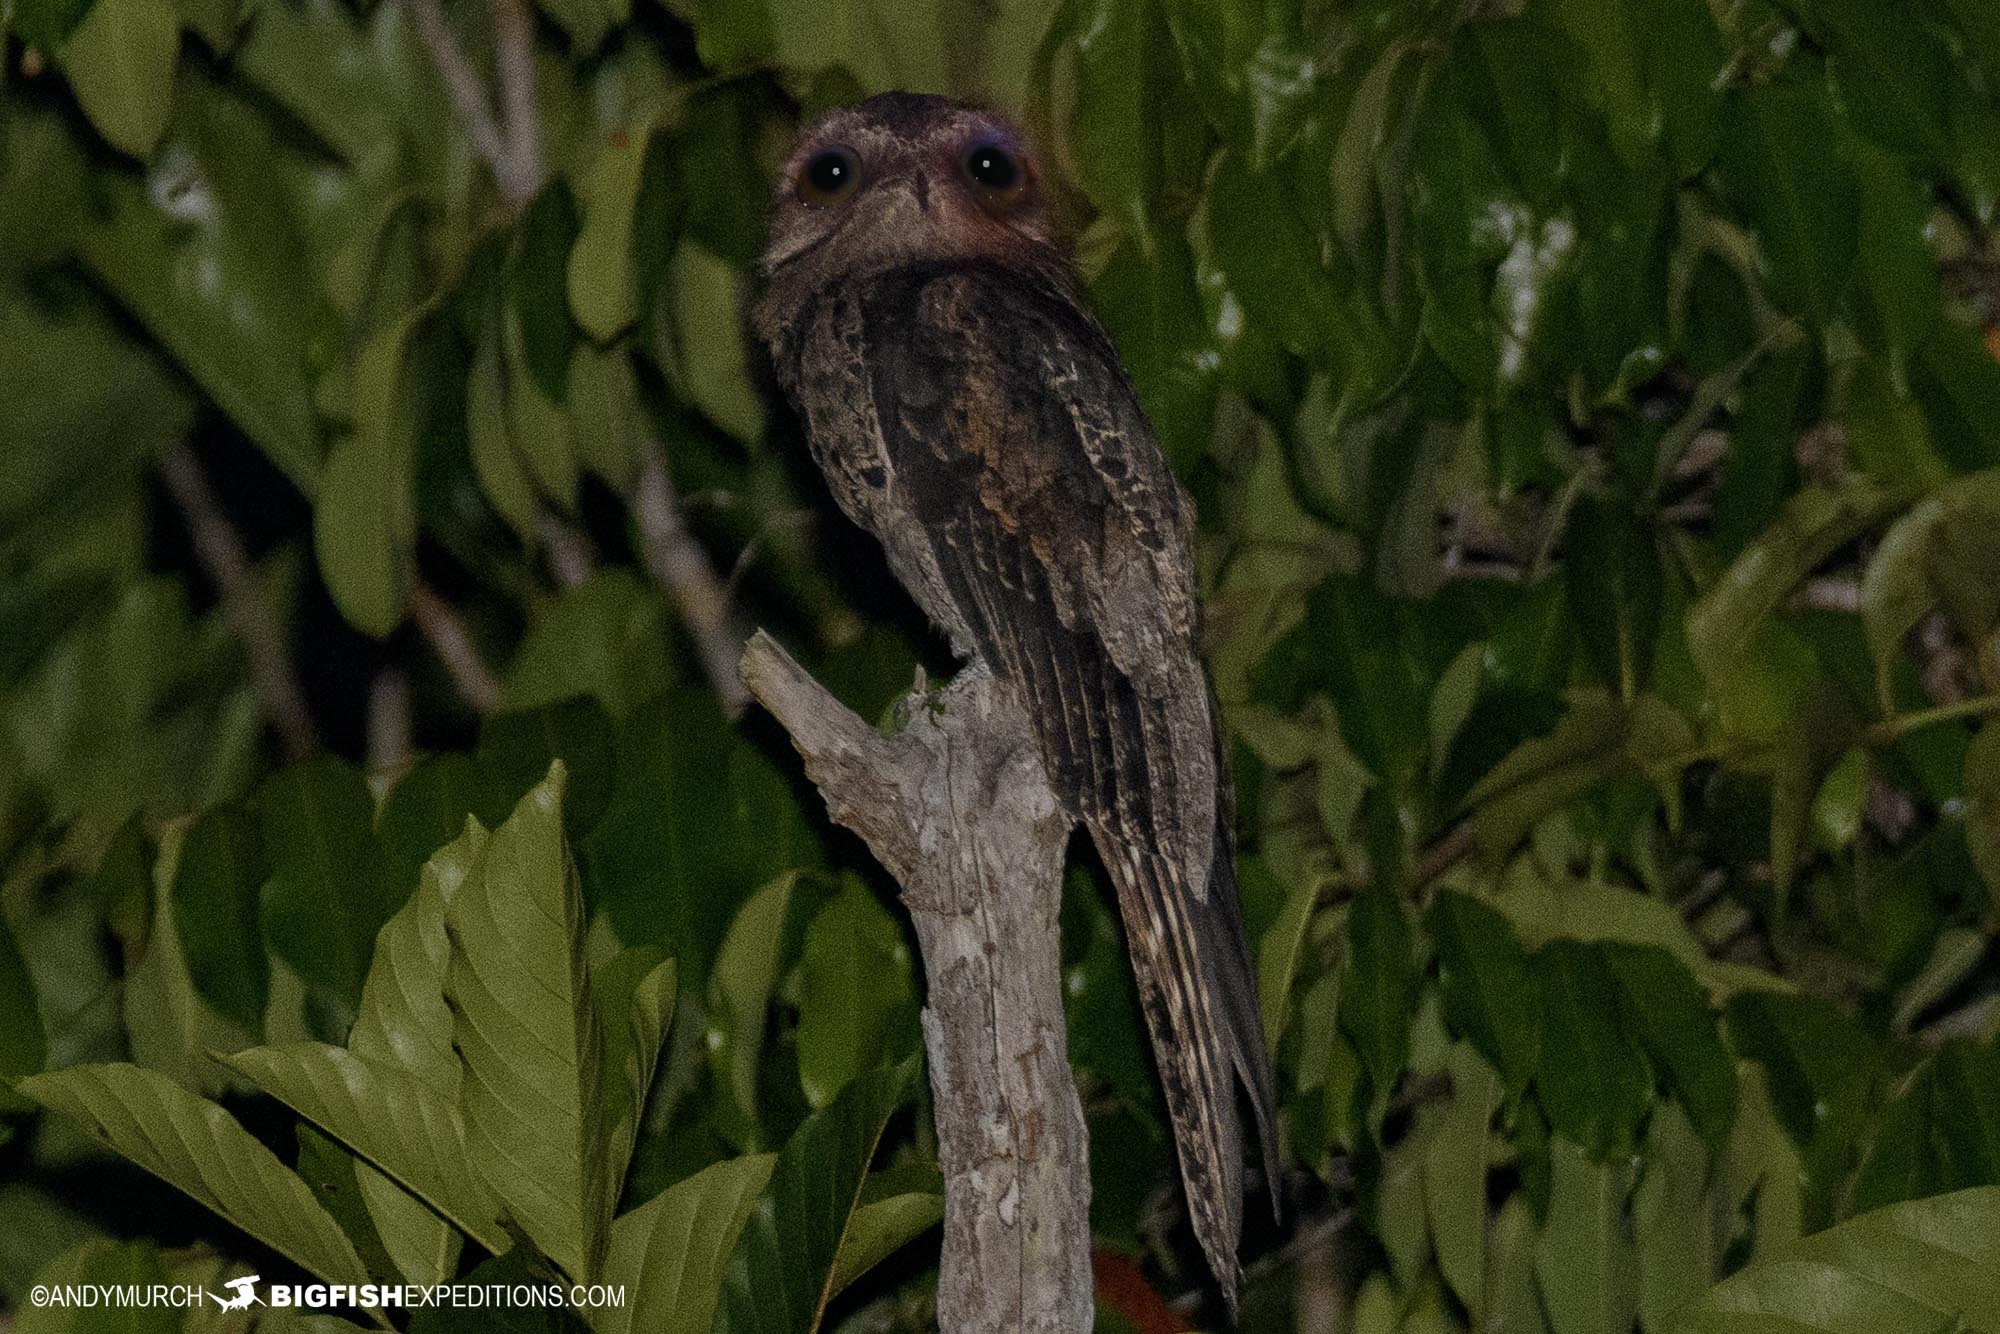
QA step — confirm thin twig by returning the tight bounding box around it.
[487,0,544,202]
[156,443,319,762]
[539,514,595,589]
[634,446,750,716]
[409,581,504,714]
[1864,693,2000,746]
[366,668,414,778]
[404,0,515,189]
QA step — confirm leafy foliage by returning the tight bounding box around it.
[3,0,2000,1329]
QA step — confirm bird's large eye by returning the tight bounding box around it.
[798,146,861,206]
[963,141,1028,202]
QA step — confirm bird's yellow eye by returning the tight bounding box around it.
[798,146,861,206]
[963,141,1028,204]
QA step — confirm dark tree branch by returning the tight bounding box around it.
[156,443,319,762]
[739,632,1093,1332]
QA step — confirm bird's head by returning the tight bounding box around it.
[757,93,1057,292]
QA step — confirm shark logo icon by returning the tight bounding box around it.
[208,1276,263,1312]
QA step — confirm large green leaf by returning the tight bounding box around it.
[350,818,483,1101]
[1338,887,1417,1093]
[1535,1135,1637,1334]
[1670,1187,2000,1333]
[59,0,179,158]
[445,763,608,1283]
[1428,890,1541,1103]
[1603,944,1736,1156]
[1859,470,2000,714]
[167,802,268,1029]
[1421,1044,1502,1322]
[1687,481,1898,683]
[796,878,918,1109]
[1713,82,1859,323]
[74,83,324,491]
[599,1154,776,1334]
[712,1057,920,1334]
[314,311,424,637]
[15,1064,374,1292]
[220,1042,509,1254]
[259,755,397,1010]
[0,918,46,1114]
[1532,941,1653,1156]
[591,948,677,1214]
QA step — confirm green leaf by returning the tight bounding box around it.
[446,762,608,1282]
[1206,146,1341,364]
[569,124,657,342]
[1852,143,1943,378]
[826,1191,944,1301]
[1255,864,1321,1050]
[12,0,92,46]
[1851,1039,2000,1214]
[75,86,324,491]
[1603,944,1737,1156]
[1969,723,2000,910]
[1768,682,1863,904]
[467,312,542,545]
[15,1064,373,1291]
[1421,1044,1502,1323]
[475,697,617,842]
[0,917,46,1111]
[315,310,424,637]
[1040,0,1155,226]
[351,817,482,1100]
[59,0,179,158]
[599,1153,776,1334]
[221,1042,510,1254]
[1338,887,1417,1093]
[1487,1195,1552,1334]
[1428,891,1541,1102]
[661,242,764,444]
[585,689,818,985]
[1464,689,1632,863]
[1725,991,1879,1154]
[591,949,677,1213]
[1860,470,2000,714]
[707,874,806,1140]
[168,803,269,1028]
[1669,1186,2000,1333]
[1532,942,1653,1156]
[122,819,260,1098]
[1687,481,1898,684]
[1713,83,1859,322]
[1535,1135,1637,1334]
[1801,0,1955,164]
[565,341,643,488]
[504,571,671,722]
[1842,356,1952,488]
[1635,1102,1715,1332]
[259,755,397,1011]
[796,879,918,1109]
[1566,493,1662,700]
[712,1056,920,1334]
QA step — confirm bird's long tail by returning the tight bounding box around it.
[1094,827,1278,1312]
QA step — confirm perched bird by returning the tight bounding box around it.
[753,92,1277,1306]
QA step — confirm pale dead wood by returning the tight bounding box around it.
[740,631,1093,1332]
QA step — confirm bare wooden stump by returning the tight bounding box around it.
[739,631,1093,1332]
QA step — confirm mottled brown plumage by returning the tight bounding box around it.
[752,92,1276,1307]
